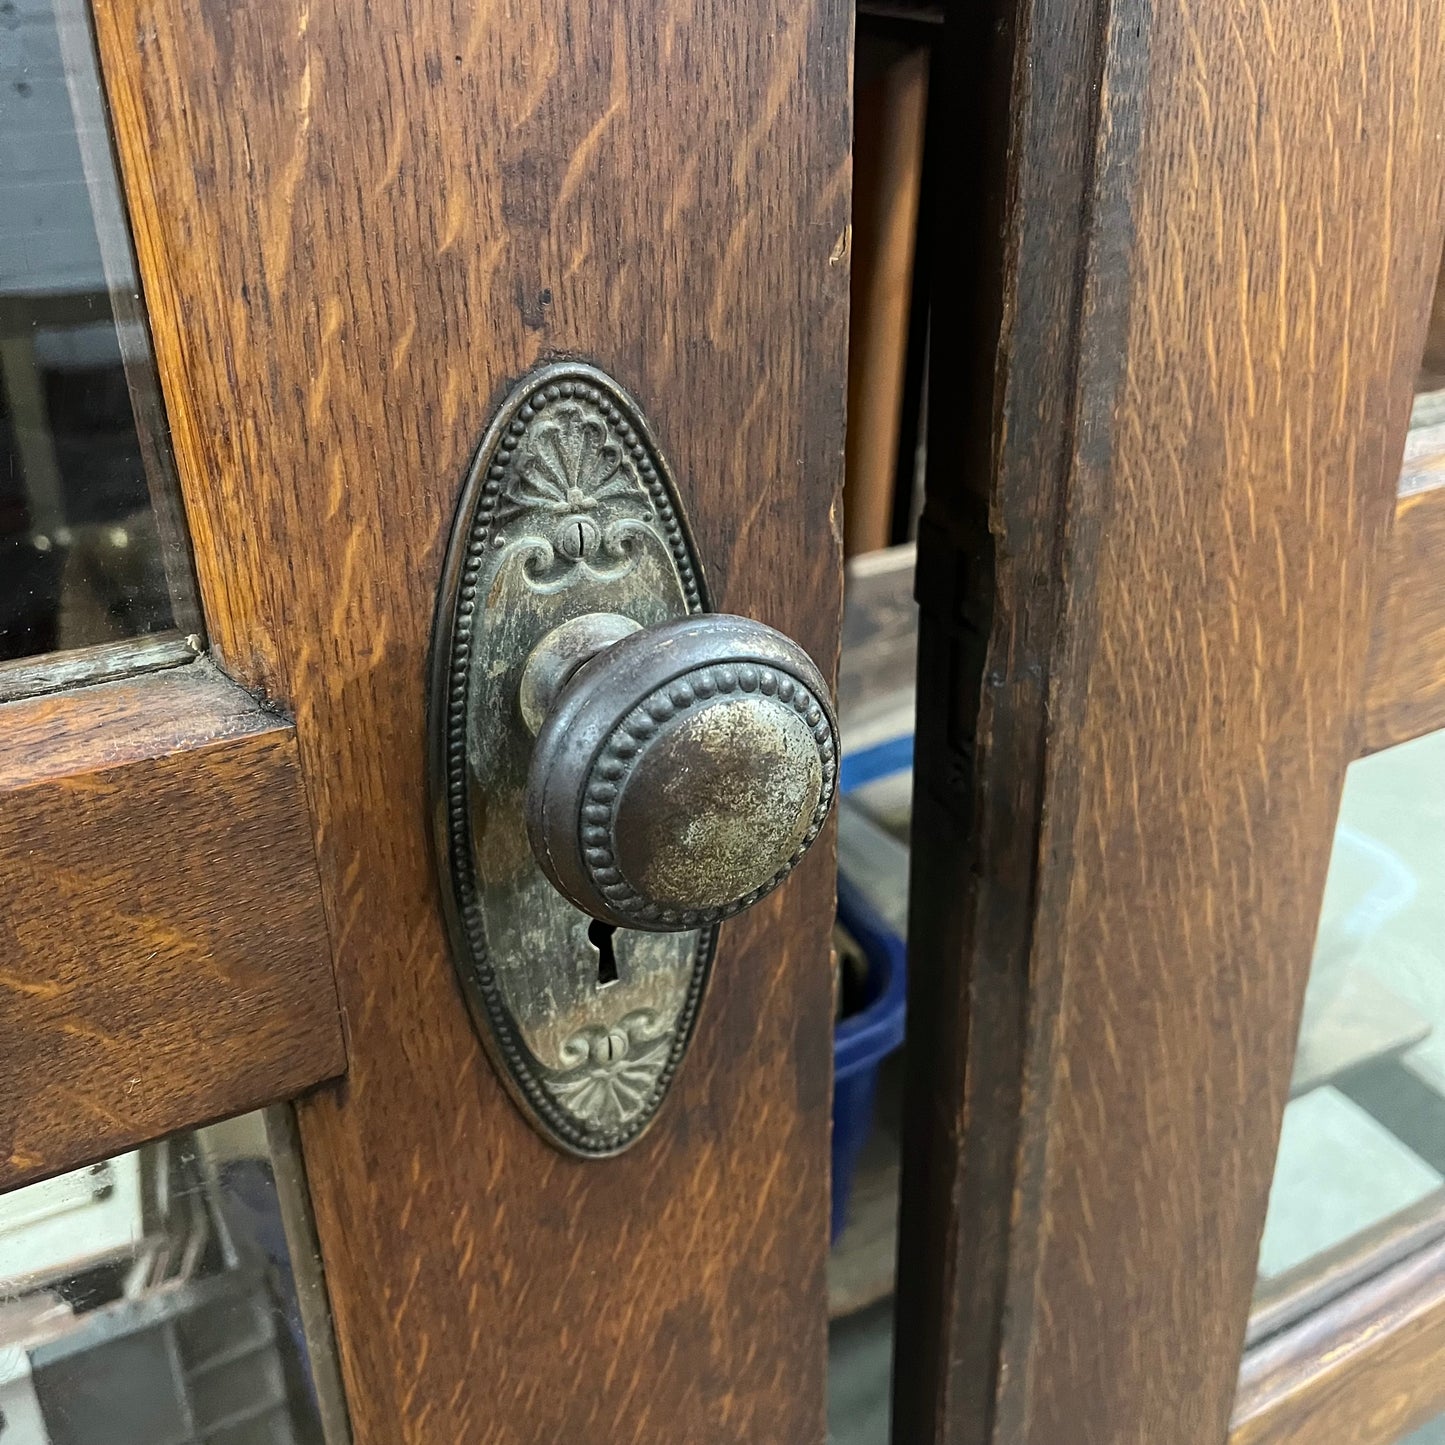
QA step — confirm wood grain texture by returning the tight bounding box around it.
[1232,1236,1445,1445]
[895,0,1445,1441]
[0,663,343,1191]
[894,0,1134,1433]
[0,633,197,705]
[1025,5,1445,1441]
[1361,456,1445,754]
[93,3,850,1440]
[0,658,271,786]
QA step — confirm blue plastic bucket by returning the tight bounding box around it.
[832,869,908,1241]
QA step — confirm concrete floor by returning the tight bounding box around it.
[828,1301,892,1445]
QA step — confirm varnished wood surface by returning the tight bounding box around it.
[1362,456,1445,754]
[0,658,272,787]
[895,1,1445,1442]
[894,0,1132,1433]
[0,632,197,705]
[0,664,343,1191]
[1232,1235,1445,1445]
[94,3,850,1440]
[1022,5,1445,1440]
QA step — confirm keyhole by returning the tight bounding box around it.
[576,520,588,556]
[589,918,619,987]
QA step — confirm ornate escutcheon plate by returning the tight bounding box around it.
[429,361,715,1156]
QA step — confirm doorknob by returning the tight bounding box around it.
[430,361,838,1156]
[522,612,838,930]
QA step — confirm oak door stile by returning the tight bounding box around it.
[91,2,853,1440]
[896,2,1445,1443]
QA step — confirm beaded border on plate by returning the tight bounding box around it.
[579,664,839,928]
[438,363,713,1156]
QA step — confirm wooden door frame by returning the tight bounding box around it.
[896,1,1445,1441]
[79,1,854,1441]
[0,662,345,1189]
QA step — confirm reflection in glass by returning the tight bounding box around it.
[0,1110,348,1445]
[0,0,196,667]
[1401,1413,1445,1444]
[1255,731,1445,1298]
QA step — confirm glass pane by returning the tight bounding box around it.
[1402,1416,1445,1444]
[0,0,196,668]
[1252,729,1445,1310]
[0,1109,349,1445]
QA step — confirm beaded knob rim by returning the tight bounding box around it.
[575,661,839,928]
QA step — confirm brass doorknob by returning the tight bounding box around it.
[523,613,838,931]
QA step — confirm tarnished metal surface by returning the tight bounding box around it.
[526,614,838,930]
[619,694,825,907]
[517,612,640,735]
[430,362,712,1157]
[432,363,839,1157]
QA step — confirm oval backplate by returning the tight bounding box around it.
[429,361,716,1157]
